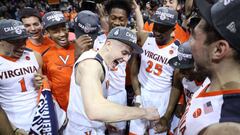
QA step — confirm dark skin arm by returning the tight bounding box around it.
[0,106,13,135]
[154,69,183,133]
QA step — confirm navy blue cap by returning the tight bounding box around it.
[42,11,66,29]
[107,27,143,54]
[0,19,28,41]
[195,0,240,52]
[151,7,178,27]
[169,41,194,69]
[74,10,101,40]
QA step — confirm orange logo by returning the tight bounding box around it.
[193,108,202,118]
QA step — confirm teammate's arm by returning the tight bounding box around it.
[132,0,144,31]
[130,54,141,97]
[76,59,160,122]
[0,106,13,135]
[154,69,182,133]
[33,51,47,90]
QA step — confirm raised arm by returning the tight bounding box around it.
[76,59,160,122]
[132,0,144,31]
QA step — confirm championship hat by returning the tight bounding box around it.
[107,27,143,54]
[42,11,66,29]
[151,7,178,27]
[74,10,101,40]
[0,19,28,41]
[168,41,194,69]
[195,0,240,52]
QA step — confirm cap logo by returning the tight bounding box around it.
[3,25,25,35]
[226,21,237,33]
[156,10,174,21]
[224,0,234,6]
[177,51,192,61]
[47,13,64,22]
[113,28,120,36]
[126,31,137,43]
[78,22,97,33]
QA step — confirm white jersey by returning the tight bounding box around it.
[0,49,39,131]
[176,77,240,135]
[182,77,202,102]
[66,50,109,133]
[138,37,179,92]
[94,34,126,95]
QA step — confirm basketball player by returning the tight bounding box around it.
[65,27,160,135]
[19,7,54,55]
[129,7,180,135]
[93,0,143,134]
[153,41,205,133]
[176,0,240,134]
[41,11,75,111]
[0,19,43,133]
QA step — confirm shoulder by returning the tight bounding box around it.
[76,59,105,81]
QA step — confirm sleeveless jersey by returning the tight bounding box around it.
[67,49,109,131]
[94,34,126,95]
[138,37,179,92]
[177,78,240,135]
[0,49,39,131]
[182,77,202,102]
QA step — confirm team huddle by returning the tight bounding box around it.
[0,0,240,135]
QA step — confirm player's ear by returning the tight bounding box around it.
[212,39,230,62]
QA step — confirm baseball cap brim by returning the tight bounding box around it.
[168,56,194,69]
[194,0,213,26]
[3,34,29,41]
[150,16,175,27]
[75,29,100,41]
[109,38,143,54]
[44,20,66,29]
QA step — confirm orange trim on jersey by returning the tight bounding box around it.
[196,84,240,98]
[157,37,175,49]
[0,54,18,62]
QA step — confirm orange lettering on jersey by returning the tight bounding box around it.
[19,78,27,92]
[145,60,163,76]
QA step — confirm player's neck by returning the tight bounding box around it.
[29,36,43,45]
[208,63,240,91]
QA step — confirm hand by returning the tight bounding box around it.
[143,107,160,120]
[96,3,105,18]
[14,128,28,135]
[106,123,118,133]
[131,0,139,10]
[153,116,170,133]
[74,34,93,53]
[34,73,46,90]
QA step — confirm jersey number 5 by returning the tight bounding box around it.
[18,78,27,92]
[145,60,163,76]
